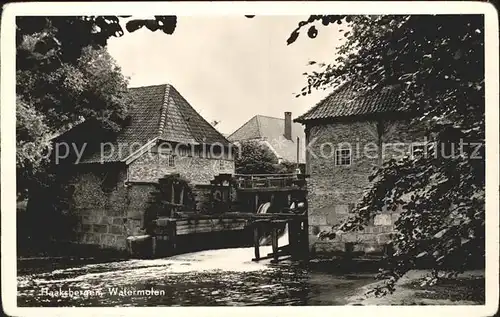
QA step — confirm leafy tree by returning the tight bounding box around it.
[16,96,52,198]
[289,15,485,294]
[15,16,178,198]
[16,44,131,198]
[16,16,177,67]
[14,14,255,198]
[234,140,298,174]
[235,141,280,174]
[274,160,300,174]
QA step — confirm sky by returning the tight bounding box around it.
[107,16,344,135]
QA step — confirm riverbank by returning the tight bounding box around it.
[17,241,129,275]
[346,269,485,305]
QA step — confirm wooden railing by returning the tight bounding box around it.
[233,173,306,189]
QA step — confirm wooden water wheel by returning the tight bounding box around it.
[209,173,238,214]
[145,174,196,224]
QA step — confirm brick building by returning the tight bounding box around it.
[295,82,425,255]
[54,83,235,250]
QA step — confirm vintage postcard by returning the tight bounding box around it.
[1,1,498,316]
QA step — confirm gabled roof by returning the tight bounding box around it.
[228,115,306,164]
[294,82,404,123]
[80,84,230,164]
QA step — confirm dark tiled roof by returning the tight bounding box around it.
[228,116,261,141]
[228,115,306,164]
[80,84,230,163]
[294,82,404,123]
[161,87,228,144]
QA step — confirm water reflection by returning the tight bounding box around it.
[17,246,375,306]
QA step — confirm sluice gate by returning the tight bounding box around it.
[127,173,309,260]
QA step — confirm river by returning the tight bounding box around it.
[17,242,377,306]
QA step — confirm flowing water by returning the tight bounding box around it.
[17,234,376,306]
[18,204,376,306]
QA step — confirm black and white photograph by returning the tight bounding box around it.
[1,1,498,314]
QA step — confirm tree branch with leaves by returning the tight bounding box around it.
[289,15,485,295]
[15,16,179,198]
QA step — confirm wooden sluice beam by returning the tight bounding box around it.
[154,217,248,236]
[150,209,308,261]
[288,220,300,260]
[251,219,269,261]
[151,218,177,257]
[301,215,309,262]
[271,225,279,263]
[266,244,290,256]
[252,225,260,261]
[267,249,291,257]
[154,212,306,222]
[250,213,307,220]
[251,217,307,263]
[237,187,307,193]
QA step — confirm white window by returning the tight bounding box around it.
[335,148,352,166]
[219,160,225,170]
[166,155,175,167]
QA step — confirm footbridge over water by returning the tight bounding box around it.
[127,173,309,262]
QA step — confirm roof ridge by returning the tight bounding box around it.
[257,115,304,127]
[255,115,263,138]
[128,83,172,90]
[157,84,171,136]
[294,80,351,123]
[169,85,197,143]
[169,85,231,144]
[227,115,258,140]
[294,80,405,123]
[256,114,283,121]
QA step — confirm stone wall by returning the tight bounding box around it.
[68,143,235,251]
[128,145,235,185]
[304,118,425,255]
[70,164,156,250]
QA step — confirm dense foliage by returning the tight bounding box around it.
[16,16,177,198]
[235,141,279,174]
[234,140,296,174]
[289,15,485,293]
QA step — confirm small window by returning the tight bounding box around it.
[411,143,426,158]
[166,155,175,167]
[219,160,225,170]
[335,148,351,166]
